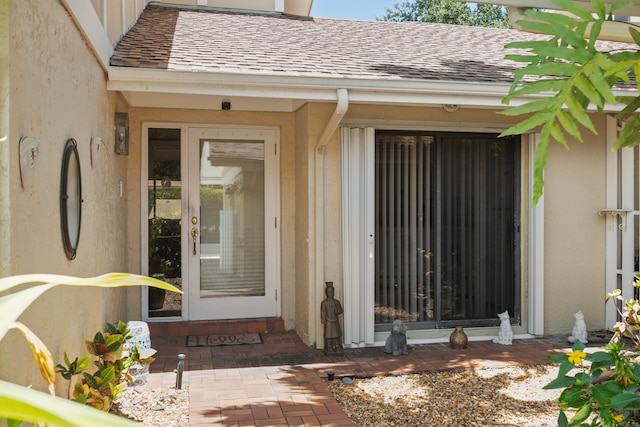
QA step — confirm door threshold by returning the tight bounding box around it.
[148,317,285,338]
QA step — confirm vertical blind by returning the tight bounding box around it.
[375,132,520,328]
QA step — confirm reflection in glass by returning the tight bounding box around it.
[199,140,265,297]
[147,128,182,317]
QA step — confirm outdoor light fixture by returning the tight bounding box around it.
[115,112,129,155]
[442,104,460,113]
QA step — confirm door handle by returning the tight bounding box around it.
[191,227,198,255]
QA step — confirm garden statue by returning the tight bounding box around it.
[492,310,513,345]
[450,326,468,349]
[384,319,408,356]
[321,282,344,355]
[568,310,588,344]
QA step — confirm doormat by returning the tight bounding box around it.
[186,333,262,347]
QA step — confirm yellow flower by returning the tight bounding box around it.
[567,349,587,365]
[614,414,624,423]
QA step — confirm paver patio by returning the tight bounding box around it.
[144,322,595,426]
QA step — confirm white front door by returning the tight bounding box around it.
[186,127,280,320]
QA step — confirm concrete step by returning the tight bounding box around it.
[148,317,285,338]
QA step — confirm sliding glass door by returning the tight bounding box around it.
[374,131,521,329]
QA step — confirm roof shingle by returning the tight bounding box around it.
[110,4,633,85]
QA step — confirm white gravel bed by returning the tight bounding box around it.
[327,364,569,427]
[111,364,572,426]
[112,386,189,427]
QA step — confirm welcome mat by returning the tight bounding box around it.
[186,333,262,347]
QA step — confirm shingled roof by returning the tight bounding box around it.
[111,3,543,85]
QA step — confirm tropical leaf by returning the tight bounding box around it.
[0,273,181,343]
[9,322,56,396]
[609,392,640,410]
[0,285,55,343]
[614,114,640,149]
[570,401,592,424]
[585,67,616,105]
[588,19,603,46]
[573,73,604,108]
[550,122,570,149]
[502,79,568,103]
[0,380,139,426]
[544,374,576,389]
[552,0,598,21]
[564,92,597,134]
[532,124,552,205]
[499,111,550,136]
[499,98,560,117]
[530,46,593,64]
[556,109,583,141]
[616,96,640,120]
[610,1,635,14]
[631,27,640,46]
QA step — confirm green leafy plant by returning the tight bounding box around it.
[0,273,181,426]
[56,321,156,411]
[500,0,640,205]
[544,281,640,426]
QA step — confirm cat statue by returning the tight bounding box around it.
[492,310,513,345]
[568,310,588,344]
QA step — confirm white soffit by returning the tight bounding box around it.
[107,67,524,111]
[107,68,635,112]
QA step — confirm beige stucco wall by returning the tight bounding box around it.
[0,0,137,394]
[293,103,313,344]
[543,114,608,334]
[0,0,9,277]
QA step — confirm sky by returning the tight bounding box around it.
[310,0,397,21]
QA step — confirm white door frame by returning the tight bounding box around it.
[603,116,636,328]
[339,123,543,342]
[141,123,281,321]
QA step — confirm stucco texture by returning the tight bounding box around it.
[542,114,608,335]
[1,0,137,394]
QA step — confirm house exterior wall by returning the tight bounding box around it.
[293,103,312,343]
[310,103,610,342]
[1,0,9,277]
[0,0,137,394]
[543,115,608,334]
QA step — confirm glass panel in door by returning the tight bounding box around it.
[199,140,265,298]
[188,127,279,320]
[147,128,182,318]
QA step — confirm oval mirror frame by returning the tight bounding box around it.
[60,138,82,260]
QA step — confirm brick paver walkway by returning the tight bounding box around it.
[143,329,597,426]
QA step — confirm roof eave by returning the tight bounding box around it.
[107,67,520,110]
[107,67,635,112]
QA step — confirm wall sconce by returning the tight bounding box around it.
[114,112,129,155]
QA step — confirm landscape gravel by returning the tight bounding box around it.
[326,364,571,427]
[112,386,189,427]
[111,364,574,426]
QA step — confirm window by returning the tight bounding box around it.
[374,131,521,329]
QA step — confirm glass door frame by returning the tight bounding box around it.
[141,123,281,322]
[187,126,280,320]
